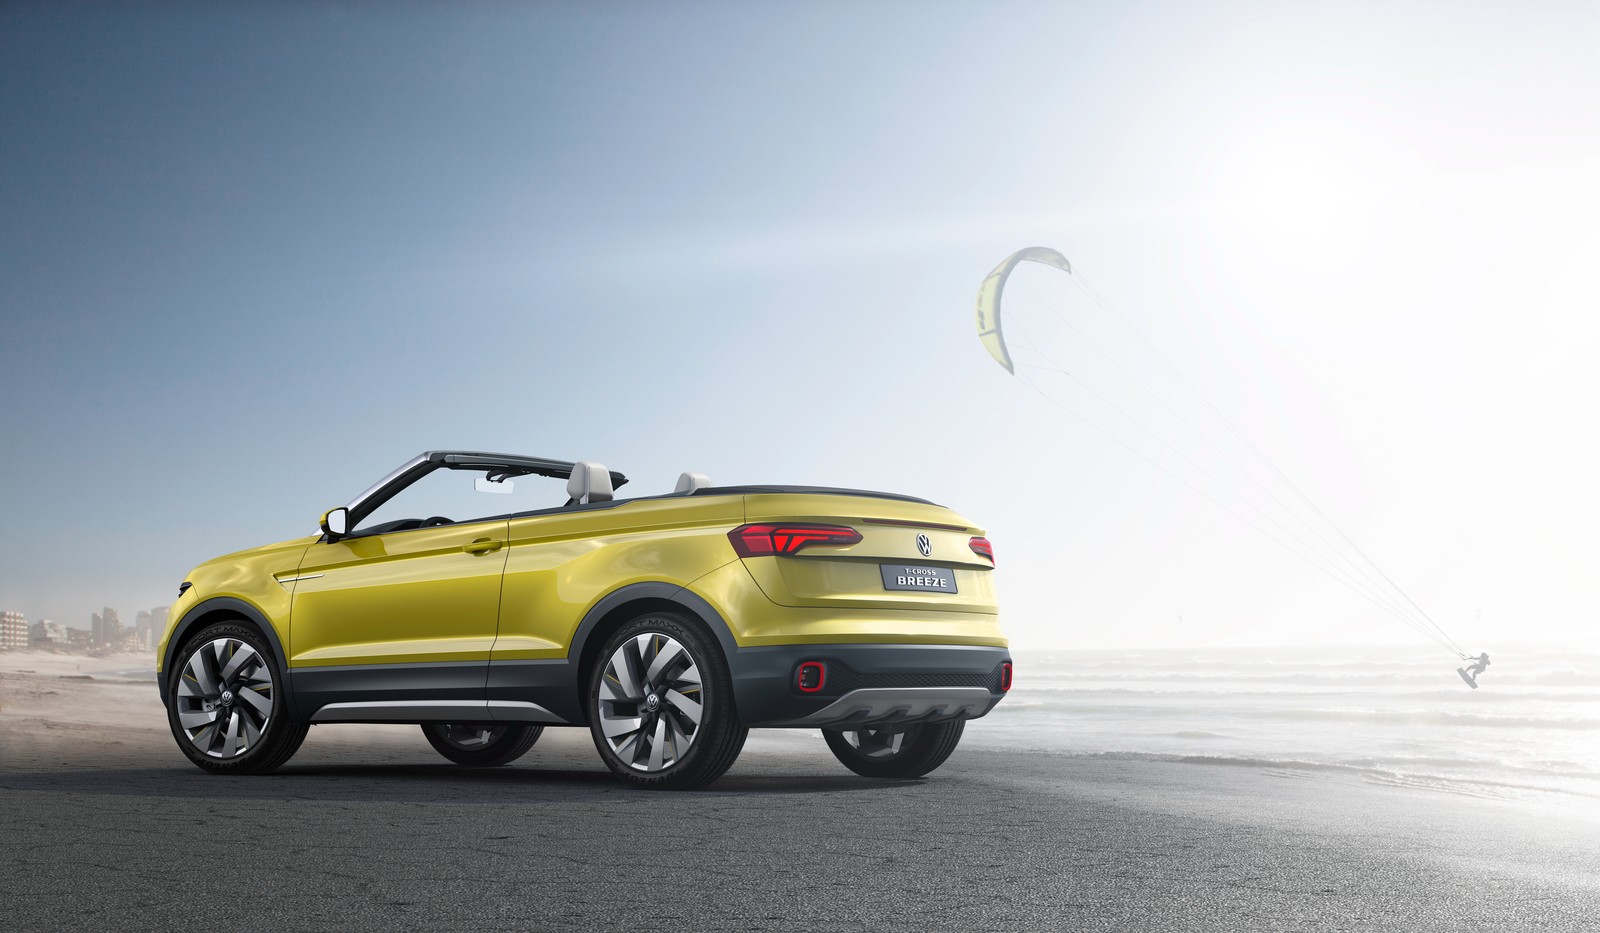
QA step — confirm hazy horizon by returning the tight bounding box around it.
[3,3,1596,653]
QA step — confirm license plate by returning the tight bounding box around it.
[880,564,958,594]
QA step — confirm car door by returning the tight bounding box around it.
[287,518,510,719]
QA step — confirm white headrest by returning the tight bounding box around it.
[567,461,613,504]
[674,472,711,495]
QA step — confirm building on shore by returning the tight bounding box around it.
[66,628,92,648]
[0,610,27,650]
[30,620,67,646]
[132,607,170,652]
[91,607,121,646]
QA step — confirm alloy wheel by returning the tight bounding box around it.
[430,724,509,750]
[841,727,915,759]
[597,633,704,771]
[175,637,274,758]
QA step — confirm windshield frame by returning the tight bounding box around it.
[341,450,629,531]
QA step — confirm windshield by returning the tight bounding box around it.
[353,466,573,535]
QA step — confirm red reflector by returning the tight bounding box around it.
[1000,662,1013,692]
[797,661,827,693]
[969,536,995,564]
[729,523,862,558]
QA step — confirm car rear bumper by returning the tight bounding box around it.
[782,686,1000,728]
[729,643,1010,727]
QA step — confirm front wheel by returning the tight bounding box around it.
[165,621,308,774]
[587,612,747,790]
[421,723,542,766]
[824,720,966,779]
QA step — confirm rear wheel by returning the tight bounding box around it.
[824,720,966,779]
[421,723,542,766]
[587,612,746,790]
[165,621,308,775]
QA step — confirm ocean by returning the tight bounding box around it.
[987,645,1600,803]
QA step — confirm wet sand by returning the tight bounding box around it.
[1,652,1596,932]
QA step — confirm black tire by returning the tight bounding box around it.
[586,611,747,790]
[421,723,543,767]
[165,621,309,775]
[823,720,966,779]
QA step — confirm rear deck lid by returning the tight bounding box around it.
[734,493,997,613]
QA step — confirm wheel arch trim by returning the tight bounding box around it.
[564,581,741,723]
[160,597,291,710]
[568,581,740,665]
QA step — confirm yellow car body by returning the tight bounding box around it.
[159,451,1010,782]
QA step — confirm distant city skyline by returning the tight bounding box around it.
[0,602,170,653]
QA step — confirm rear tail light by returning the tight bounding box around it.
[1000,662,1013,692]
[796,661,827,693]
[728,523,862,557]
[969,536,995,564]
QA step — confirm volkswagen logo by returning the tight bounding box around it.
[915,534,932,557]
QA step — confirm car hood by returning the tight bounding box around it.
[182,533,322,599]
[194,533,323,571]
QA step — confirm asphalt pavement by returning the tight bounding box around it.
[2,724,1597,932]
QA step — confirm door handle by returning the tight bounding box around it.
[463,538,504,556]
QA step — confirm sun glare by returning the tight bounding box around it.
[1212,117,1430,228]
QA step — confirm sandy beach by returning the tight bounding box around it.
[2,649,1597,932]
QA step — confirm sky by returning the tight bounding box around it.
[2,2,1596,651]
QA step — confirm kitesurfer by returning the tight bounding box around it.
[974,246,1477,667]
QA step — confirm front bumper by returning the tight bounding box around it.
[729,643,1010,728]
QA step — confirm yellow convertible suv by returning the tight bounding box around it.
[158,451,1011,789]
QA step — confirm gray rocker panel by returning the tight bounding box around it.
[309,699,567,724]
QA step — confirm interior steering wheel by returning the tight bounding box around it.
[419,515,454,528]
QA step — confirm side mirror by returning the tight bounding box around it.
[320,507,350,540]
